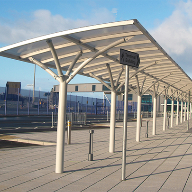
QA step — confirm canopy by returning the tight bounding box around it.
[0,19,191,98]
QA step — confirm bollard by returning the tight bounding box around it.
[141,114,143,127]
[134,112,135,118]
[167,116,170,129]
[88,130,94,161]
[107,111,109,121]
[145,120,149,138]
[51,112,54,128]
[67,120,71,144]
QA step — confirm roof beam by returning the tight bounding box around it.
[106,64,114,91]
[141,72,172,96]
[140,76,146,93]
[66,51,82,76]
[66,36,133,83]
[28,57,61,82]
[115,66,124,86]
[89,73,112,91]
[135,75,140,95]
[46,39,63,78]
[115,61,158,91]
[156,79,181,97]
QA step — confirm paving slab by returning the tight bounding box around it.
[0,117,192,191]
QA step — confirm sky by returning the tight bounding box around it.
[0,0,192,98]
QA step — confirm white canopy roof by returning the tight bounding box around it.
[0,19,191,99]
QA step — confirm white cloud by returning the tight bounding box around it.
[150,0,192,74]
[0,8,115,45]
[151,0,192,55]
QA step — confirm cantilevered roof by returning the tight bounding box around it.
[0,19,192,99]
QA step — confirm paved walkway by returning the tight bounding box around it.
[1,117,192,191]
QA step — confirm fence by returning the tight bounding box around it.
[0,88,152,116]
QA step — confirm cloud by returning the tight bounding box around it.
[150,0,192,74]
[0,8,116,45]
[151,0,192,55]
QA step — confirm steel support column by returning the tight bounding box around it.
[136,95,141,142]
[171,99,174,127]
[163,94,167,131]
[181,101,183,123]
[184,102,186,121]
[55,81,67,173]
[109,90,116,153]
[188,91,190,130]
[152,96,157,135]
[187,101,189,121]
[176,98,179,125]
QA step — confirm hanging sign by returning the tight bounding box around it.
[120,48,140,68]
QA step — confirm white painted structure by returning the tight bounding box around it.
[1,20,192,174]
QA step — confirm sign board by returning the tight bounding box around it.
[120,49,140,68]
[6,82,21,95]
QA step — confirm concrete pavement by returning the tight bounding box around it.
[1,117,192,191]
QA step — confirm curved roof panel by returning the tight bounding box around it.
[0,19,191,99]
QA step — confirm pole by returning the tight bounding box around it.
[187,91,190,130]
[109,90,116,153]
[136,95,141,142]
[47,93,49,115]
[33,64,36,103]
[28,90,30,115]
[163,93,167,131]
[17,88,19,115]
[38,90,40,115]
[88,130,94,161]
[51,112,54,128]
[171,99,174,127]
[55,81,67,173]
[152,96,157,135]
[180,100,183,123]
[122,65,129,181]
[67,120,71,144]
[176,98,179,125]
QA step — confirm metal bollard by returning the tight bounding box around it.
[145,120,148,137]
[67,120,71,144]
[51,112,54,128]
[141,114,143,127]
[107,111,109,121]
[167,116,170,129]
[88,130,94,161]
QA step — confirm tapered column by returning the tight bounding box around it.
[184,102,186,121]
[176,98,179,125]
[171,99,174,127]
[187,91,190,130]
[109,90,116,153]
[180,101,183,123]
[187,102,189,120]
[136,95,141,142]
[55,81,67,173]
[163,94,167,131]
[152,96,157,135]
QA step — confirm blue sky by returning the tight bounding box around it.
[0,0,192,98]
